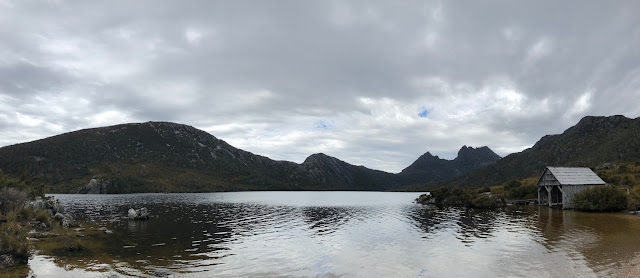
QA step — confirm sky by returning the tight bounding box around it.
[1,1,639,173]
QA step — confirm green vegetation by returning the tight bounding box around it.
[0,222,31,263]
[596,163,640,188]
[35,210,52,229]
[572,186,628,212]
[416,177,538,208]
[594,162,640,211]
[0,169,58,268]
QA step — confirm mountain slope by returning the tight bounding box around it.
[0,122,312,192]
[0,121,501,193]
[301,153,399,190]
[422,115,640,189]
[0,122,408,193]
[397,146,501,185]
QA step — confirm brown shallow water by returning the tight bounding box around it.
[10,192,640,277]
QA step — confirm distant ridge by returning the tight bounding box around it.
[414,115,640,190]
[0,121,498,193]
[397,146,501,185]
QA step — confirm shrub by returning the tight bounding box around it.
[35,210,52,228]
[573,186,628,212]
[622,174,636,186]
[490,186,506,200]
[504,180,522,192]
[19,206,35,220]
[6,210,18,222]
[0,187,29,214]
[0,222,32,262]
[628,187,640,211]
[508,184,537,200]
[471,194,505,209]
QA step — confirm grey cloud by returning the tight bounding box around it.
[1,0,639,172]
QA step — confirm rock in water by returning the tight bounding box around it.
[138,208,149,220]
[62,217,78,228]
[128,207,150,220]
[54,212,65,221]
[128,208,137,219]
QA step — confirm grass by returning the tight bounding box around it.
[35,209,52,228]
[6,210,18,222]
[18,206,35,220]
[0,222,32,262]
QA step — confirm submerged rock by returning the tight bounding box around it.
[128,208,150,220]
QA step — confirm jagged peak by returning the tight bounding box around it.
[419,151,440,159]
[456,145,499,159]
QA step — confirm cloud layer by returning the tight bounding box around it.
[1,0,639,172]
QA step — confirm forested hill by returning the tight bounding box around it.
[0,122,499,193]
[413,115,640,190]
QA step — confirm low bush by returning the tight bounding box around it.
[628,186,640,211]
[35,209,52,228]
[573,186,628,212]
[508,183,537,199]
[19,206,35,220]
[0,187,29,214]
[422,187,505,208]
[5,210,18,222]
[471,194,505,209]
[0,222,32,262]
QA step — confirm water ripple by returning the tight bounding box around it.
[36,192,640,278]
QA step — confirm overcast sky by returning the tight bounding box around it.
[1,1,639,173]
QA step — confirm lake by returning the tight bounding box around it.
[20,192,640,277]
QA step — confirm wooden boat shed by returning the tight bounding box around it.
[537,167,606,209]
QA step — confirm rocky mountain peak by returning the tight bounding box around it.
[398,145,501,184]
[571,115,631,132]
[303,153,332,164]
[454,145,501,163]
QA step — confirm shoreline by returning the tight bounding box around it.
[619,254,640,278]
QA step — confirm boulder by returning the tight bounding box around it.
[52,202,65,214]
[54,212,66,221]
[28,197,64,213]
[55,213,78,228]
[128,208,136,219]
[62,217,78,228]
[128,207,150,220]
[29,197,46,210]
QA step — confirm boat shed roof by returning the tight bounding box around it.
[546,167,606,185]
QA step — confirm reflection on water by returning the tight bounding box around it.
[23,192,640,277]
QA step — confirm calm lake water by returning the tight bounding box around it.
[23,192,640,277]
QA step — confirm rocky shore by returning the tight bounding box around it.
[619,255,640,278]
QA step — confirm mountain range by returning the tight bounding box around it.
[2,115,637,193]
[0,122,499,193]
[413,115,640,190]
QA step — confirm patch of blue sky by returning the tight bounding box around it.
[418,108,429,118]
[314,120,334,130]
